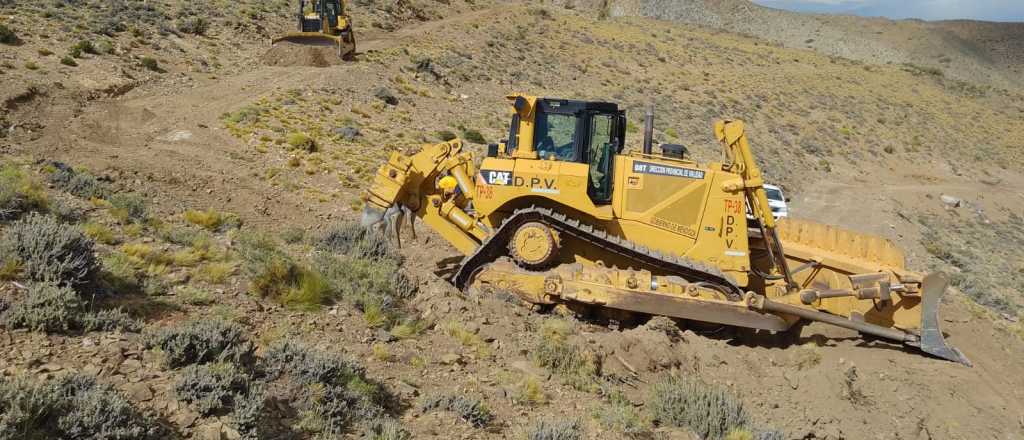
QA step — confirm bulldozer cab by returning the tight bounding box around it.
[500,96,625,204]
[299,0,343,31]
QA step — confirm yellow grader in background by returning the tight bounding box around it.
[272,0,356,59]
[363,94,969,365]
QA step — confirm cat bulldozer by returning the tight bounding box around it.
[272,0,356,59]
[362,94,970,365]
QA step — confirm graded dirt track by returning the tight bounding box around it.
[2,2,1023,439]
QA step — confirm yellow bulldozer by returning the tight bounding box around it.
[363,94,969,365]
[272,0,356,59]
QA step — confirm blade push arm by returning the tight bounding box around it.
[362,140,488,254]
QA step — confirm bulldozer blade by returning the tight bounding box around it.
[918,272,972,366]
[271,33,354,59]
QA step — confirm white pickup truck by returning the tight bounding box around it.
[763,184,789,219]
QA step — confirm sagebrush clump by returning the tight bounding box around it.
[527,418,584,440]
[647,377,750,440]
[175,362,252,415]
[0,374,159,439]
[144,319,254,368]
[419,393,494,428]
[318,221,401,263]
[1,282,140,334]
[260,340,397,437]
[0,212,98,285]
[47,162,110,199]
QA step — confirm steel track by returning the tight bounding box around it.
[452,206,742,296]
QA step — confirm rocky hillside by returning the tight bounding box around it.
[587,0,1024,90]
[1,0,1023,439]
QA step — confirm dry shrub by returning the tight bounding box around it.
[647,377,749,440]
[527,418,584,440]
[175,362,251,415]
[0,213,98,285]
[2,282,139,334]
[144,319,254,368]
[533,319,601,392]
[418,393,493,428]
[0,374,159,439]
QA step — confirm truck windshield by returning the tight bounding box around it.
[765,187,783,201]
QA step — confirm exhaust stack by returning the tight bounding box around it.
[643,104,654,155]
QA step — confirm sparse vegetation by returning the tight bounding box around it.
[82,222,117,244]
[647,376,750,440]
[460,128,486,144]
[260,340,400,437]
[47,163,110,199]
[435,129,457,141]
[527,418,584,440]
[286,132,317,152]
[2,282,139,333]
[140,56,160,71]
[595,391,649,436]
[177,16,209,35]
[533,319,601,391]
[419,393,494,428]
[175,362,252,415]
[144,319,255,368]
[0,374,159,439]
[109,193,148,223]
[184,209,239,232]
[0,163,48,220]
[0,23,17,45]
[0,212,98,285]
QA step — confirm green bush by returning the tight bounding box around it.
[527,418,584,440]
[362,417,411,440]
[237,231,328,309]
[318,221,401,263]
[533,320,601,392]
[0,213,98,285]
[647,377,750,440]
[286,132,317,152]
[2,283,140,334]
[109,193,147,223]
[0,374,159,439]
[177,16,209,35]
[70,40,97,58]
[260,340,394,436]
[140,57,159,71]
[47,163,110,199]
[418,393,493,428]
[144,319,255,368]
[175,362,251,415]
[316,253,413,325]
[596,391,649,436]
[60,56,78,67]
[0,163,48,220]
[2,282,82,332]
[0,23,17,45]
[435,130,457,142]
[460,128,486,144]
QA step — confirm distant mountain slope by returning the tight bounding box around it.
[598,0,1024,89]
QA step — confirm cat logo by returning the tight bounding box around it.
[481,170,512,186]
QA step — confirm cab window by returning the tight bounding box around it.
[535,112,578,161]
